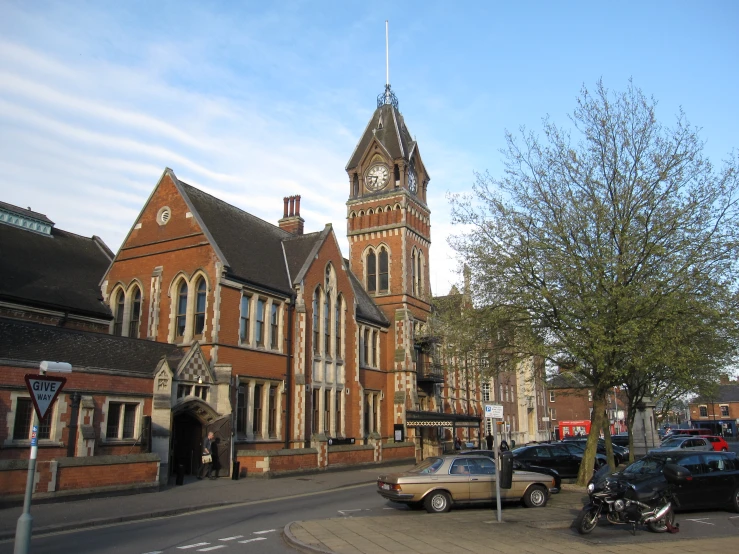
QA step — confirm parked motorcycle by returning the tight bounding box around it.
[574,463,688,535]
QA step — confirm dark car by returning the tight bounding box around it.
[592,451,739,513]
[569,439,628,465]
[557,441,609,468]
[611,432,631,448]
[462,449,561,492]
[512,443,590,478]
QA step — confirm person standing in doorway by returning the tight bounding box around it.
[198,431,215,480]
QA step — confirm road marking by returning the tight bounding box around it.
[685,518,715,525]
[252,529,276,534]
[338,509,363,516]
[238,537,267,544]
[142,552,163,553]
[178,543,210,549]
[218,536,244,541]
[197,547,226,552]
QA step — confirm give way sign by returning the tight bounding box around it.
[24,374,66,420]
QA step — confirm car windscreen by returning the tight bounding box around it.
[660,439,683,448]
[407,457,444,474]
[621,457,665,477]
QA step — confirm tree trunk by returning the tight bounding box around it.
[602,402,616,472]
[576,395,607,485]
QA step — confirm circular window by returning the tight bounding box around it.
[157,206,171,226]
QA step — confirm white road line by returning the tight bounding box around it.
[142,551,163,554]
[238,537,267,544]
[218,536,244,541]
[197,547,226,552]
[178,543,210,549]
[338,509,363,516]
[252,529,276,534]
[685,518,715,525]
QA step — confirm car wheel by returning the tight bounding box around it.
[732,486,739,513]
[574,505,599,534]
[647,507,674,533]
[424,490,451,513]
[523,485,548,508]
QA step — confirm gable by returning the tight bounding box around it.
[174,342,215,384]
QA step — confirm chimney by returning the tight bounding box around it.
[278,195,305,235]
[719,374,730,385]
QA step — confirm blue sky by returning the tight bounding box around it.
[1,1,737,295]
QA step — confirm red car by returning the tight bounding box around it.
[699,435,730,452]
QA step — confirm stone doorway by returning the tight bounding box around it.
[172,412,202,475]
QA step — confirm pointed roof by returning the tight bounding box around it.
[0,219,113,319]
[346,103,417,171]
[174,179,295,296]
[344,259,389,326]
[283,228,330,285]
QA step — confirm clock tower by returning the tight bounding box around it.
[346,84,432,427]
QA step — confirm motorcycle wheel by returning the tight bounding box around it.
[647,507,674,533]
[575,506,599,535]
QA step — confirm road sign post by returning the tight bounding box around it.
[14,362,70,554]
[484,403,504,522]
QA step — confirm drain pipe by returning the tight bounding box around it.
[284,300,294,450]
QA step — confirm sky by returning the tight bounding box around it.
[1,1,737,296]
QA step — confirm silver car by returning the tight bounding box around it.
[649,436,713,453]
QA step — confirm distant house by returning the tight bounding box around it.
[688,375,739,437]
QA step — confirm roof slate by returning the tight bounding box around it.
[283,231,325,285]
[695,384,739,403]
[547,372,592,389]
[178,181,294,296]
[0,201,54,224]
[345,261,389,326]
[0,223,113,318]
[346,104,416,171]
[0,317,182,376]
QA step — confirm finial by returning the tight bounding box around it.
[377,20,399,109]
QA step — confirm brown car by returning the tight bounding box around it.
[377,454,555,513]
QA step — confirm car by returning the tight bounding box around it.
[699,435,730,452]
[556,441,609,469]
[650,436,713,453]
[512,443,593,478]
[611,432,631,448]
[376,454,555,513]
[591,451,739,513]
[568,438,628,465]
[461,449,561,492]
[663,428,712,439]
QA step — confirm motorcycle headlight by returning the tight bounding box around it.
[587,483,595,493]
[613,499,625,512]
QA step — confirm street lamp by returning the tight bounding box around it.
[14,361,72,554]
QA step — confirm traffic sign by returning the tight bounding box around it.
[24,374,66,420]
[484,403,504,419]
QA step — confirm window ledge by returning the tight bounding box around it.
[3,440,64,448]
[101,439,138,445]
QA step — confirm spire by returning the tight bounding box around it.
[377,20,398,109]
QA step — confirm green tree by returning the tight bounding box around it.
[450,80,739,484]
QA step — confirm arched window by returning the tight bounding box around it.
[372,330,378,367]
[312,288,320,354]
[193,278,206,336]
[416,251,423,296]
[176,281,188,338]
[411,249,417,296]
[378,247,389,292]
[335,294,342,358]
[113,290,125,336]
[363,328,370,365]
[128,287,141,338]
[324,290,330,354]
[353,174,359,197]
[367,250,376,293]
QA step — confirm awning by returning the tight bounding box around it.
[405,410,481,428]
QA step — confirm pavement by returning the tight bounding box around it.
[0,464,736,553]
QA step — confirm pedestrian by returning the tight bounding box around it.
[486,434,494,450]
[499,440,509,452]
[454,436,462,451]
[198,431,216,480]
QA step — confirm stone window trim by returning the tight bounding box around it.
[167,271,210,345]
[549,390,555,403]
[720,404,730,417]
[101,397,143,443]
[699,405,708,417]
[234,378,284,441]
[156,206,172,226]
[108,281,145,338]
[239,293,283,352]
[4,391,64,447]
[363,243,391,295]
[362,389,382,438]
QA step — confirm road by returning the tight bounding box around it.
[1,479,737,553]
[0,483,408,554]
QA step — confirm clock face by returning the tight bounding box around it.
[408,167,417,194]
[365,164,390,191]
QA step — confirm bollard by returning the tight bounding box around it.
[176,464,185,486]
[232,461,240,480]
